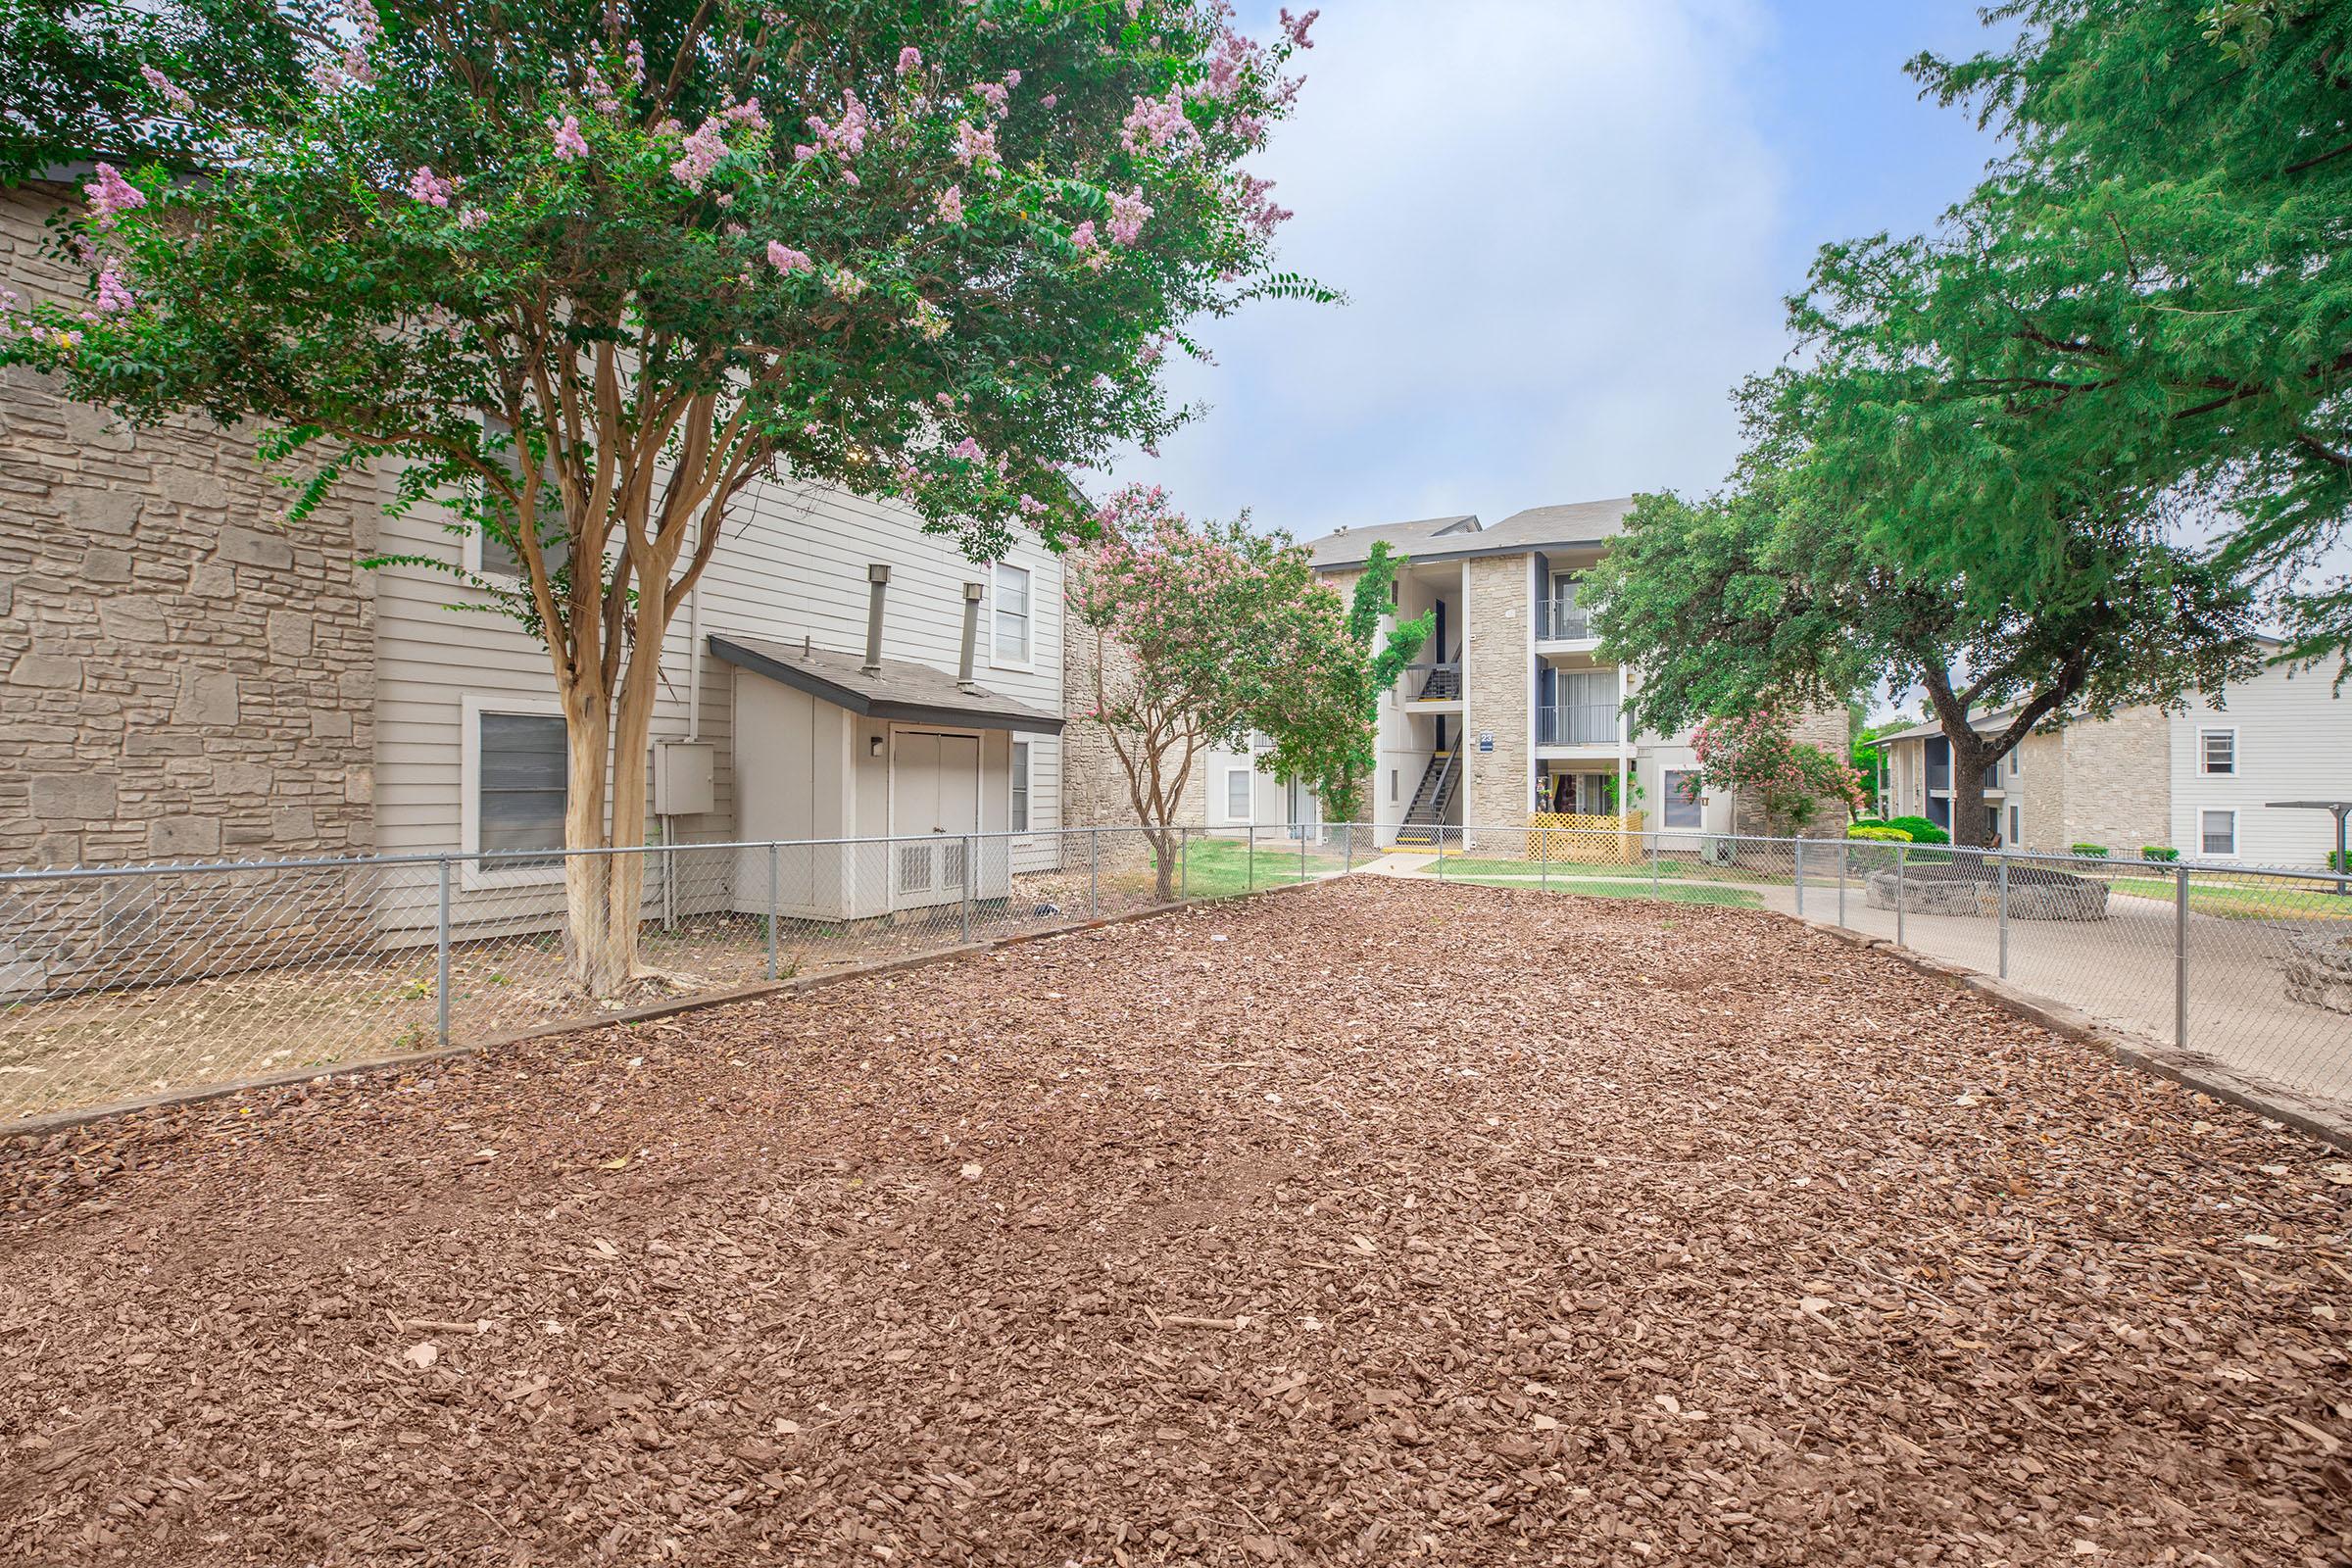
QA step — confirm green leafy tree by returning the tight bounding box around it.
[1793,0,2352,672]
[1255,541,1432,822]
[1068,486,1338,901]
[1585,377,2266,847]
[1,0,1325,991]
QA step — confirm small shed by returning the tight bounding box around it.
[710,631,1062,921]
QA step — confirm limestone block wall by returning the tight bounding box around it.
[1057,612,1207,848]
[0,182,378,997]
[0,182,377,872]
[1463,555,1532,848]
[2054,707,2172,854]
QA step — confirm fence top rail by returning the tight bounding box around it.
[3,820,2346,892]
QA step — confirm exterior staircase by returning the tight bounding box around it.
[1415,660,1462,702]
[1393,747,1465,848]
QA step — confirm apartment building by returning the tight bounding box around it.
[1,178,1065,937]
[1881,650,2352,865]
[1299,501,1844,848]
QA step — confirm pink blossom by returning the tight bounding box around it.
[140,66,194,113]
[950,437,986,463]
[766,241,814,273]
[1042,92,1057,109]
[1106,188,1152,247]
[792,144,816,162]
[406,166,455,207]
[458,206,489,229]
[625,38,647,84]
[549,115,590,160]
[954,120,997,168]
[975,80,1010,119]
[1279,7,1319,47]
[936,183,965,223]
[92,259,135,316]
[723,97,767,131]
[805,90,871,158]
[1234,172,1291,240]
[669,118,730,191]
[1069,219,1099,252]
[897,45,923,76]
[1121,90,1199,155]
[82,165,145,228]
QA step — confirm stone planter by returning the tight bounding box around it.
[1864,863,2109,922]
[2285,931,2352,1015]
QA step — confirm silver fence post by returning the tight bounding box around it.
[1344,821,1354,873]
[1794,838,1806,917]
[1542,826,1550,895]
[1299,825,1309,884]
[1180,827,1190,900]
[1650,831,1660,901]
[2175,864,2189,1050]
[435,856,453,1049]
[961,834,974,942]
[766,842,780,980]
[1437,825,1446,881]
[1997,856,2010,979]
[1090,827,1101,919]
[1895,844,1906,949]
[1248,824,1255,892]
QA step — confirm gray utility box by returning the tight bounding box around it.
[653,741,716,817]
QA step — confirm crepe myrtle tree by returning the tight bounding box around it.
[1069,485,1339,901]
[0,0,1329,994]
[1686,710,1866,838]
[1254,540,1433,824]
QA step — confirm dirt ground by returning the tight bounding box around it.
[3,878,2349,1566]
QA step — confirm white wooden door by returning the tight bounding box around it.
[892,731,981,908]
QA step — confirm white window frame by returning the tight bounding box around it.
[2199,726,2238,777]
[1225,766,1253,824]
[2199,807,2239,859]
[1009,738,1033,836]
[460,693,571,891]
[989,561,1034,671]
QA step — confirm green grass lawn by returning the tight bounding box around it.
[1423,854,1696,880]
[1431,874,1762,908]
[2109,875,2352,923]
[1170,836,1348,899]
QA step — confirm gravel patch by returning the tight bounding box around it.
[2,877,2348,1566]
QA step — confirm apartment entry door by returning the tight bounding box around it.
[891,729,981,909]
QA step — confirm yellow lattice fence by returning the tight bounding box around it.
[1531,811,1647,864]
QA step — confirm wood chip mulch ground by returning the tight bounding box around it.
[3,877,2349,1567]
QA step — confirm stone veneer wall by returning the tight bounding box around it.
[2053,707,2172,855]
[1056,610,1207,839]
[0,183,378,996]
[1463,555,1532,850]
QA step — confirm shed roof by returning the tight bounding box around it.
[710,634,1064,734]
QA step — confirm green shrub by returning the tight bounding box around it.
[2331,850,2349,873]
[2070,843,2110,858]
[1884,815,1950,845]
[2139,846,2180,862]
[1847,825,1913,843]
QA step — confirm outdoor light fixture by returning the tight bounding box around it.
[869,735,885,759]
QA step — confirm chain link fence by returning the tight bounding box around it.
[1368,822,2352,1109]
[4,822,2348,1129]
[0,827,1310,1127]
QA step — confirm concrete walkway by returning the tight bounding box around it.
[1367,862,2352,1118]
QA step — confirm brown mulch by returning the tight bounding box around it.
[2,878,2349,1567]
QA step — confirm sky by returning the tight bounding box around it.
[1102,0,2017,539]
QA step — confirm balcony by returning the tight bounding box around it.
[1537,598,1592,642]
[1538,702,1619,747]
[1401,662,1462,704]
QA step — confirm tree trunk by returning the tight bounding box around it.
[1148,825,1177,902]
[1945,735,1998,850]
[560,681,632,996]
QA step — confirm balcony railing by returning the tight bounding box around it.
[1400,662,1462,702]
[1538,702,1620,747]
[1537,598,1592,641]
[1926,763,2001,792]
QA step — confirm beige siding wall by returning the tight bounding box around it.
[0,183,376,873]
[2167,662,2352,866]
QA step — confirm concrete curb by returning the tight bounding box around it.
[1787,913,2352,1153]
[1,893,1252,1144]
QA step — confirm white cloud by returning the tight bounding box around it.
[1104,0,1792,539]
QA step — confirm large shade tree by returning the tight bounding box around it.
[1794,0,2352,672]
[0,0,1325,991]
[1586,377,2267,848]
